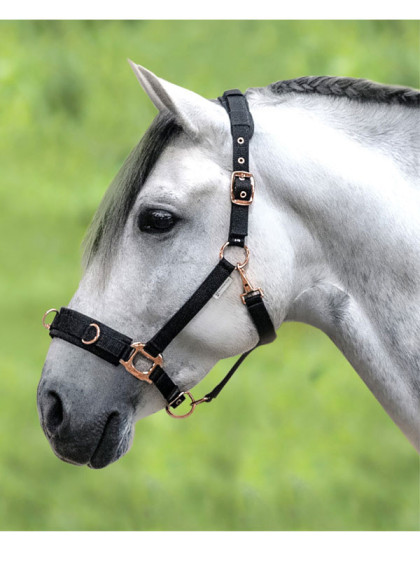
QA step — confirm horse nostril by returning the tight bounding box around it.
[43,391,64,437]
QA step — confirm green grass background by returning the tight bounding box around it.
[0,20,419,531]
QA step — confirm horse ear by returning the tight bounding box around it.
[128,60,226,137]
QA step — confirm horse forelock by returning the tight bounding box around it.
[83,75,419,275]
[82,111,182,271]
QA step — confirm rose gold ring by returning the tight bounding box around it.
[42,308,59,330]
[166,391,197,419]
[219,242,250,269]
[82,323,101,345]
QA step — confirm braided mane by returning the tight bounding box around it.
[269,76,420,107]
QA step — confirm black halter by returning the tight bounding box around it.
[42,90,276,418]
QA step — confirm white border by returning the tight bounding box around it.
[2,531,420,561]
[0,1,419,19]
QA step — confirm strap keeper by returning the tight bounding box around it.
[241,288,264,306]
[168,392,186,409]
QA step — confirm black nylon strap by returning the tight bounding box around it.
[149,366,186,406]
[204,350,252,402]
[200,292,276,406]
[198,293,276,406]
[47,257,238,408]
[49,308,186,407]
[244,292,277,345]
[218,89,254,247]
[144,257,235,357]
[49,307,133,365]
[48,258,236,408]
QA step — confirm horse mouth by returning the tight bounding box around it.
[87,413,133,469]
[44,412,133,469]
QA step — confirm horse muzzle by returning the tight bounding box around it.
[38,381,134,468]
[37,341,138,468]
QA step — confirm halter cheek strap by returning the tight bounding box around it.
[218,89,254,247]
[42,89,277,418]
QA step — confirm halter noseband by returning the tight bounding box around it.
[42,90,276,418]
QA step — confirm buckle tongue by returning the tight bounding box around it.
[120,343,163,384]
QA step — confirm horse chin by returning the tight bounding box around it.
[44,412,135,470]
[87,416,134,469]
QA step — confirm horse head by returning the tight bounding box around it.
[37,63,293,467]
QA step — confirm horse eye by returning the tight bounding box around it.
[137,209,178,234]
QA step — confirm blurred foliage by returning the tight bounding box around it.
[0,20,418,531]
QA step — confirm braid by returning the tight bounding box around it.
[270,76,420,107]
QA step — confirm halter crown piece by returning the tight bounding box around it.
[42,90,276,418]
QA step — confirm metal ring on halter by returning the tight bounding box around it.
[82,323,101,345]
[219,242,250,269]
[42,308,59,330]
[165,391,203,419]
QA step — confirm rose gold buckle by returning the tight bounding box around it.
[120,342,163,384]
[230,171,255,206]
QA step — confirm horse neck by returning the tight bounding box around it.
[251,93,420,450]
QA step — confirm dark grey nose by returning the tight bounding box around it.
[37,378,134,469]
[41,390,65,438]
[38,340,139,468]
